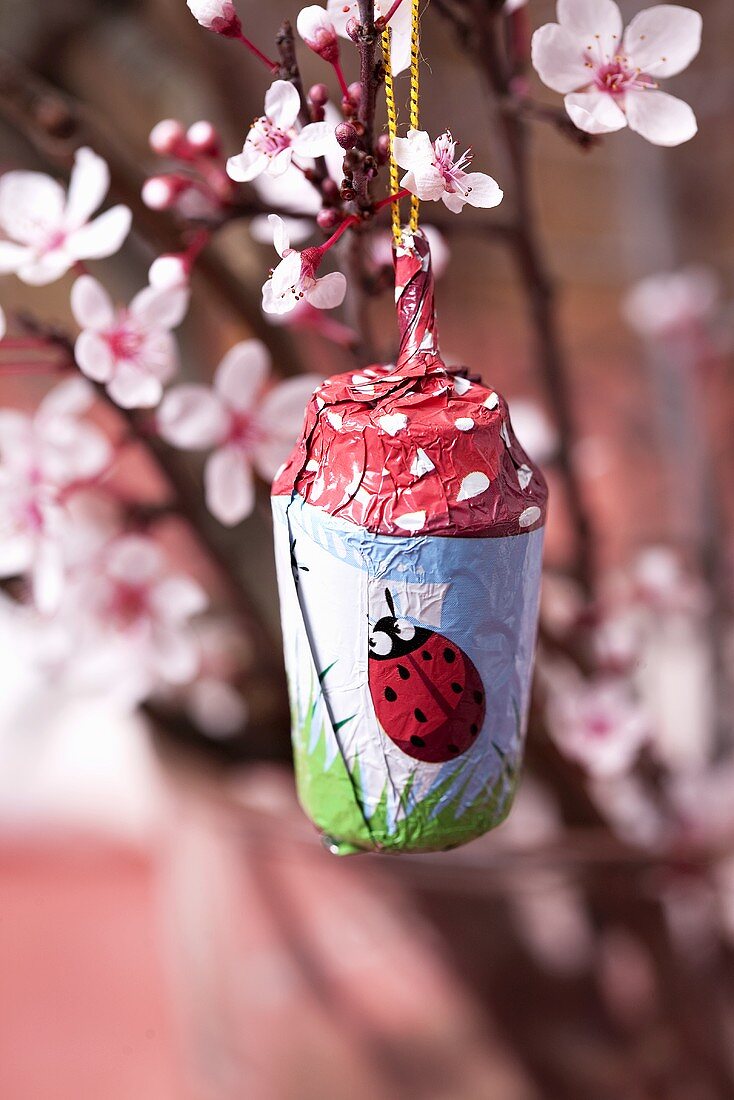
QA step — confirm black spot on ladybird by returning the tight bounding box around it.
[410,735,425,748]
[474,690,483,703]
[421,650,432,661]
[470,723,478,736]
[448,744,459,754]
[451,682,462,694]
[444,648,456,663]
[414,708,427,723]
[398,665,410,680]
[384,687,397,702]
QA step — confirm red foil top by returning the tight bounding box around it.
[273,230,548,538]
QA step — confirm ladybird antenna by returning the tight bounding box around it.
[385,588,395,617]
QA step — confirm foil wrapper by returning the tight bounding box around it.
[272,230,548,854]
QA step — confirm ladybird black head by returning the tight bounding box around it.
[368,591,432,660]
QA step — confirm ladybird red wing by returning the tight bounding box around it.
[369,629,486,763]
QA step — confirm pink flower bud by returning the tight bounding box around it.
[345,16,360,41]
[317,208,341,231]
[186,120,221,157]
[186,0,242,38]
[346,82,361,108]
[296,6,340,64]
[335,122,358,149]
[375,133,390,164]
[142,175,191,210]
[308,82,329,107]
[149,119,187,157]
[149,254,190,289]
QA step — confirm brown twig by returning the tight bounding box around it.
[351,0,382,213]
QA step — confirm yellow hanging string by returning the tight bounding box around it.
[407,0,420,233]
[381,0,421,245]
[381,25,402,245]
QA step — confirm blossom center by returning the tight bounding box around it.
[252,116,295,158]
[586,713,614,739]
[106,319,145,362]
[108,580,151,628]
[432,133,473,194]
[588,56,657,96]
[227,410,264,450]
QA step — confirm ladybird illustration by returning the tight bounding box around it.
[368,589,486,763]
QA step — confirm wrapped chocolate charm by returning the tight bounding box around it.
[272,230,547,854]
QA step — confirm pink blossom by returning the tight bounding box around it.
[0,378,112,612]
[77,535,208,685]
[531,1,701,145]
[327,0,412,74]
[546,674,651,777]
[393,129,503,213]
[0,148,131,285]
[186,0,241,36]
[158,338,320,525]
[71,274,189,408]
[227,80,339,183]
[262,214,347,316]
[297,6,340,63]
[623,266,719,338]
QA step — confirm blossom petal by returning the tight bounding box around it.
[624,89,697,146]
[158,384,227,448]
[262,279,291,315]
[74,330,115,382]
[264,79,301,129]
[129,283,189,329]
[0,171,65,244]
[107,535,162,583]
[153,627,201,684]
[64,147,110,229]
[204,446,255,525]
[33,536,65,616]
[270,250,303,301]
[384,0,412,74]
[18,249,75,286]
[268,213,291,258]
[400,166,446,203]
[564,88,628,133]
[623,5,702,78]
[267,148,294,177]
[0,241,33,274]
[441,191,467,214]
[214,339,270,410]
[227,146,269,182]
[107,363,164,408]
[150,575,208,623]
[393,129,436,171]
[254,374,321,478]
[531,23,593,93]
[292,121,339,158]
[557,0,623,41]
[71,274,115,329]
[463,172,503,209]
[67,205,132,261]
[297,5,336,45]
[38,376,95,419]
[306,270,347,309]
